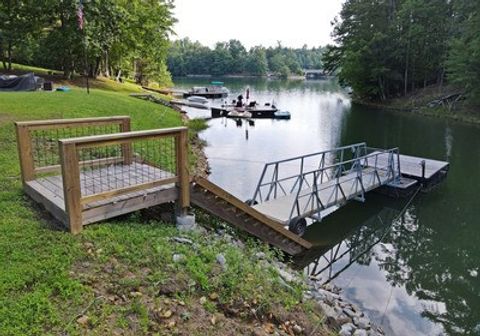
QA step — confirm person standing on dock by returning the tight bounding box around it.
[246,87,250,101]
[236,94,244,108]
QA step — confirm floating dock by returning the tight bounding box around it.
[211,106,284,119]
[247,143,449,235]
[371,152,449,197]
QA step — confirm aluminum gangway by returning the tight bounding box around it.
[248,143,401,235]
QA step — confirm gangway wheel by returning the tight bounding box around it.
[288,218,307,236]
[245,199,258,206]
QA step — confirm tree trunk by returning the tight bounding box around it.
[104,51,110,77]
[438,68,445,93]
[378,77,387,101]
[93,57,101,78]
[411,69,415,93]
[134,59,143,84]
[0,43,6,70]
[60,10,71,79]
[6,0,12,70]
[404,20,411,96]
[115,69,122,82]
[7,41,12,70]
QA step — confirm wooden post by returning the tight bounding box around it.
[60,141,83,234]
[119,117,133,165]
[175,128,190,212]
[15,123,35,184]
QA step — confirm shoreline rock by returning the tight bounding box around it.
[212,227,385,336]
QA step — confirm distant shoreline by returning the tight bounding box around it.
[174,74,334,80]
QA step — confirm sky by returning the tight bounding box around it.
[172,0,344,49]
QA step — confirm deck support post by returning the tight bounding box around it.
[175,128,190,211]
[15,123,35,185]
[175,128,195,230]
[60,141,83,234]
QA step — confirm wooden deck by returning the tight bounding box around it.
[25,163,178,225]
[16,117,189,233]
[252,167,391,225]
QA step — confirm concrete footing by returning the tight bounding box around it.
[176,213,196,231]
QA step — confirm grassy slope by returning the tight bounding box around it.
[9,62,144,94]
[0,87,328,335]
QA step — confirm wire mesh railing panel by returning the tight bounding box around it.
[30,123,122,172]
[76,136,176,198]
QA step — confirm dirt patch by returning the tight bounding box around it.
[0,113,16,125]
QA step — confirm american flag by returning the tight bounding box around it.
[77,1,84,30]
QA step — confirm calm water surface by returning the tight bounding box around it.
[175,78,480,335]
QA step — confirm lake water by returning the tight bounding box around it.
[175,78,480,335]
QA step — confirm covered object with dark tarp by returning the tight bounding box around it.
[0,73,43,92]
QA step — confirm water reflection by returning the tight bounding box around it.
[296,195,447,335]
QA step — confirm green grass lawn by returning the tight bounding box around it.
[0,88,180,128]
[0,88,326,335]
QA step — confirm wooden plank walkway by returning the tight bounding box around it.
[252,167,391,224]
[191,177,312,255]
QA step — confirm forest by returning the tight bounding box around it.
[167,39,325,78]
[0,0,175,85]
[323,0,480,104]
[2,0,479,107]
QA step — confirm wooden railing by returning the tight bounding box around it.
[15,116,131,183]
[15,117,190,234]
[59,127,189,233]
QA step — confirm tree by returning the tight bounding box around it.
[227,39,247,74]
[325,0,452,101]
[166,39,324,77]
[0,0,47,70]
[245,46,268,76]
[446,0,480,103]
[0,0,175,85]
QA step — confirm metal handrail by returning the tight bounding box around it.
[256,149,398,190]
[263,142,367,166]
[251,143,369,203]
[251,144,401,226]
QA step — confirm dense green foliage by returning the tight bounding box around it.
[167,38,325,78]
[446,1,480,104]
[0,0,175,85]
[324,0,480,104]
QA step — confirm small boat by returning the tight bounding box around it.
[187,95,209,104]
[227,109,252,119]
[183,84,229,99]
[274,111,291,119]
[171,99,210,110]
